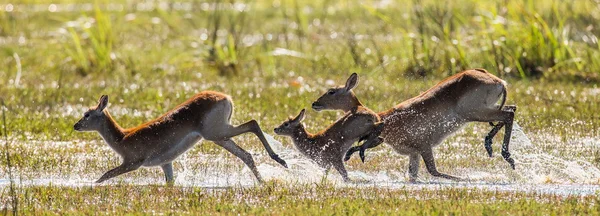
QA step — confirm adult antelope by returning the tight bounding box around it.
[74,92,287,184]
[311,70,516,182]
[274,109,383,182]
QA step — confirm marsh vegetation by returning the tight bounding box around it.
[1,0,600,214]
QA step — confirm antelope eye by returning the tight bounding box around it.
[327,90,335,95]
[84,113,90,118]
[284,122,290,127]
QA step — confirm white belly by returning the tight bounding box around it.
[143,132,203,166]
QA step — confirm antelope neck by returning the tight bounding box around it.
[98,110,126,145]
[343,97,363,113]
[293,124,314,141]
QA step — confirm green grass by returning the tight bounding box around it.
[64,4,115,75]
[0,183,598,215]
[1,0,600,214]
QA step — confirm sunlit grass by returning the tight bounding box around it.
[1,183,598,214]
[64,4,115,75]
[1,0,600,214]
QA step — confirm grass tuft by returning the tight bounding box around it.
[64,4,115,75]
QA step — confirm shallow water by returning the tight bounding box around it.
[1,178,598,196]
[1,123,599,196]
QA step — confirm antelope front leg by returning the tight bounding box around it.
[358,136,383,163]
[344,146,360,162]
[344,138,383,162]
[161,163,174,184]
[96,160,144,183]
[420,148,462,181]
[344,122,385,162]
[332,160,351,182]
[358,122,385,162]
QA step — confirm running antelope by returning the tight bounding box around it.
[74,92,287,184]
[311,70,517,182]
[274,109,384,182]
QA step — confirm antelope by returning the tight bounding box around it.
[311,70,517,182]
[74,92,287,184]
[274,109,384,182]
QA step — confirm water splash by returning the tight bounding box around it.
[258,133,332,183]
[509,123,600,184]
[2,126,599,196]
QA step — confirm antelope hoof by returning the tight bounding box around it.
[508,159,515,170]
[359,149,366,163]
[344,153,352,162]
[271,154,288,168]
[505,157,515,170]
[501,151,515,170]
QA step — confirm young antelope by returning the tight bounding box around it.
[274,109,383,182]
[74,92,287,184]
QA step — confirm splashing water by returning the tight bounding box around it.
[260,124,600,184]
[258,133,333,183]
[508,123,600,184]
[256,125,600,195]
[2,125,599,196]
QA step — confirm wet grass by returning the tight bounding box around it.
[1,0,600,214]
[2,183,600,215]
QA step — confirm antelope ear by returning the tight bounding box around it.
[344,73,358,91]
[97,95,109,111]
[293,109,306,122]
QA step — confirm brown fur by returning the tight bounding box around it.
[312,69,517,182]
[274,108,383,182]
[74,91,287,184]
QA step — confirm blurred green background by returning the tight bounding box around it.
[1,0,599,140]
[1,1,600,214]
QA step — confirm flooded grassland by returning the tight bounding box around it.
[1,0,600,214]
